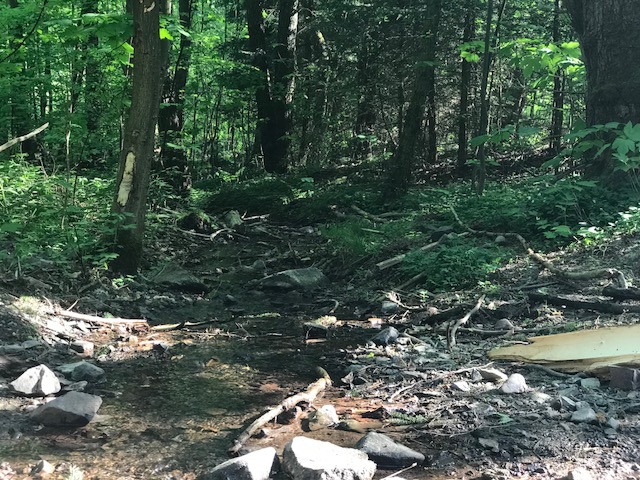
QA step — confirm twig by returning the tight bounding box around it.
[53,307,147,326]
[447,295,485,350]
[379,463,418,479]
[351,205,388,223]
[229,368,332,455]
[0,123,49,154]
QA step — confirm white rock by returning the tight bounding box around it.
[283,436,376,480]
[308,405,339,431]
[499,373,528,394]
[579,377,600,389]
[203,447,278,480]
[566,466,594,480]
[10,365,61,396]
[477,368,508,382]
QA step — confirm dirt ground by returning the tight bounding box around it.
[1,220,640,480]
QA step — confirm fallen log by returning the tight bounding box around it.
[602,285,640,301]
[527,292,640,314]
[228,367,332,455]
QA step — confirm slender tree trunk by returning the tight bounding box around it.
[353,35,378,160]
[385,0,441,198]
[111,0,164,274]
[457,0,475,175]
[158,0,193,192]
[549,0,564,154]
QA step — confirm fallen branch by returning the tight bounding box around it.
[0,123,49,154]
[447,295,485,350]
[449,206,626,282]
[351,205,388,223]
[527,292,640,314]
[376,232,468,271]
[229,367,332,455]
[602,285,640,300]
[53,307,148,326]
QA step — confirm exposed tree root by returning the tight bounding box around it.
[527,292,640,314]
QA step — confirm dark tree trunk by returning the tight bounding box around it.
[246,0,298,174]
[549,0,564,154]
[158,0,193,192]
[353,36,379,160]
[564,0,640,176]
[385,0,441,198]
[457,0,475,175]
[111,0,164,274]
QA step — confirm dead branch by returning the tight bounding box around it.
[376,232,469,271]
[351,205,388,223]
[449,206,626,282]
[53,307,148,326]
[602,285,640,300]
[447,295,485,350]
[0,123,49,154]
[527,292,640,314]
[228,368,332,455]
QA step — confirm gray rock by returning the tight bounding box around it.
[22,339,43,349]
[430,226,454,242]
[30,391,102,427]
[223,210,244,228]
[478,437,500,452]
[571,406,598,424]
[380,301,399,314]
[579,377,601,389]
[494,318,514,330]
[57,361,105,382]
[203,447,278,480]
[70,340,94,357]
[0,344,25,354]
[477,368,508,383]
[259,267,327,291]
[355,432,424,469]
[10,365,61,396]
[371,327,399,346]
[283,436,376,480]
[31,459,55,476]
[608,365,640,390]
[152,262,209,293]
[499,373,528,394]
[308,405,339,431]
[452,381,471,392]
[607,417,620,430]
[494,235,507,244]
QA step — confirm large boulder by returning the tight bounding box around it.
[282,436,376,480]
[30,391,102,427]
[10,365,61,396]
[202,448,278,480]
[57,361,105,382]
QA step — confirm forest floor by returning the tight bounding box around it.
[1,202,640,479]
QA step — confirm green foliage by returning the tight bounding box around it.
[401,238,509,292]
[545,122,640,173]
[0,160,121,273]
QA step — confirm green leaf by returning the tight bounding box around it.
[159,28,174,41]
[470,134,491,147]
[625,123,640,142]
[0,222,21,233]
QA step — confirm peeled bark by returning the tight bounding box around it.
[111,0,164,274]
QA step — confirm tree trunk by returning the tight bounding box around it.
[353,36,379,160]
[457,0,475,175]
[549,0,564,154]
[158,0,193,193]
[385,0,441,198]
[564,0,640,176]
[111,0,164,274]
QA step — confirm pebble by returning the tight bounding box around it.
[477,368,508,382]
[570,406,598,424]
[500,373,528,394]
[579,377,600,389]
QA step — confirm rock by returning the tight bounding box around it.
[494,318,514,330]
[478,437,500,452]
[63,381,88,392]
[22,339,43,349]
[371,327,399,346]
[551,396,577,411]
[10,365,61,396]
[30,391,102,427]
[0,344,25,354]
[57,361,105,382]
[607,417,620,430]
[529,391,551,404]
[151,262,209,293]
[307,405,339,431]
[499,373,528,394]
[608,366,640,390]
[202,447,278,480]
[259,267,327,291]
[579,377,600,389]
[430,225,454,242]
[565,466,594,480]
[452,381,471,392]
[570,406,598,424]
[494,235,507,244]
[31,459,55,477]
[223,210,244,228]
[355,431,424,469]
[477,368,508,383]
[283,436,376,480]
[380,301,399,314]
[70,340,94,357]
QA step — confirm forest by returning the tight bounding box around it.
[2,0,640,479]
